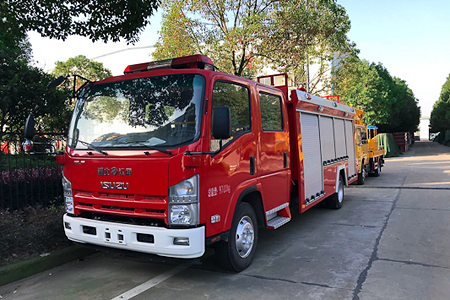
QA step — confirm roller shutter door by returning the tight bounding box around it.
[319,116,335,163]
[334,119,346,158]
[300,113,323,203]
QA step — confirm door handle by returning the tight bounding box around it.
[250,156,255,175]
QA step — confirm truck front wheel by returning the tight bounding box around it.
[357,166,366,185]
[215,202,258,272]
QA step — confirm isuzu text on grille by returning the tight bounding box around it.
[100,182,129,190]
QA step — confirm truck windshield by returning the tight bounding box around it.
[67,74,205,150]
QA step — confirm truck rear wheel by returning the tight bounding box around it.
[373,159,381,177]
[215,202,258,272]
[327,175,344,209]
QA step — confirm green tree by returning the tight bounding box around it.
[153,0,353,83]
[430,75,450,132]
[268,0,355,93]
[333,56,420,132]
[51,55,112,93]
[0,37,71,136]
[430,73,450,133]
[333,57,390,125]
[4,0,160,44]
[1,3,71,136]
[152,4,198,60]
[430,102,450,133]
[384,77,420,133]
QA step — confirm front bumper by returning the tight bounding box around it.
[63,214,205,259]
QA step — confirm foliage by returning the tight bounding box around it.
[152,4,199,60]
[153,0,354,86]
[0,2,28,57]
[333,57,390,125]
[0,3,72,135]
[0,150,63,210]
[0,152,57,171]
[268,0,356,93]
[4,0,160,44]
[0,164,60,187]
[0,38,71,135]
[383,77,420,133]
[51,55,113,93]
[430,73,450,133]
[0,58,71,134]
[333,55,420,132]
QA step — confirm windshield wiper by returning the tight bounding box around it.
[120,141,172,155]
[78,140,108,155]
[145,146,172,155]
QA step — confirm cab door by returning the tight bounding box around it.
[256,86,290,211]
[205,76,258,237]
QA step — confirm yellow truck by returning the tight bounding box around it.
[354,108,385,184]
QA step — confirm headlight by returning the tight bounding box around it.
[168,175,199,226]
[170,205,197,225]
[62,174,74,214]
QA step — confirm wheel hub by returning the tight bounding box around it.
[235,216,254,258]
[338,182,344,203]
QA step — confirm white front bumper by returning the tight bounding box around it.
[63,214,205,259]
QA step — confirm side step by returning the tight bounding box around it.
[266,202,291,229]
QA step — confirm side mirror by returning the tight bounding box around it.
[22,140,34,153]
[47,76,67,89]
[24,114,35,140]
[212,106,231,140]
[23,114,35,153]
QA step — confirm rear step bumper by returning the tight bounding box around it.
[63,214,205,259]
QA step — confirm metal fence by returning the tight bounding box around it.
[0,132,65,210]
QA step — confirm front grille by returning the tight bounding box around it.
[102,205,134,212]
[146,209,165,213]
[79,211,165,227]
[99,193,135,199]
[74,191,167,220]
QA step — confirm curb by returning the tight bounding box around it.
[0,245,96,286]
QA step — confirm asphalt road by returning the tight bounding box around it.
[1,141,450,300]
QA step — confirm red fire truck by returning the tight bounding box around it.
[26,55,357,271]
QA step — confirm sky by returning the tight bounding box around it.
[28,0,450,117]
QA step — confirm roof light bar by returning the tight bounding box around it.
[124,54,216,74]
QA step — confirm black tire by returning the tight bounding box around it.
[327,175,344,209]
[215,202,258,272]
[357,166,366,185]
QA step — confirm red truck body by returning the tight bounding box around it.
[60,55,357,271]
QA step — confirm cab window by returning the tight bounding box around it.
[259,92,283,131]
[356,128,363,146]
[211,81,251,152]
